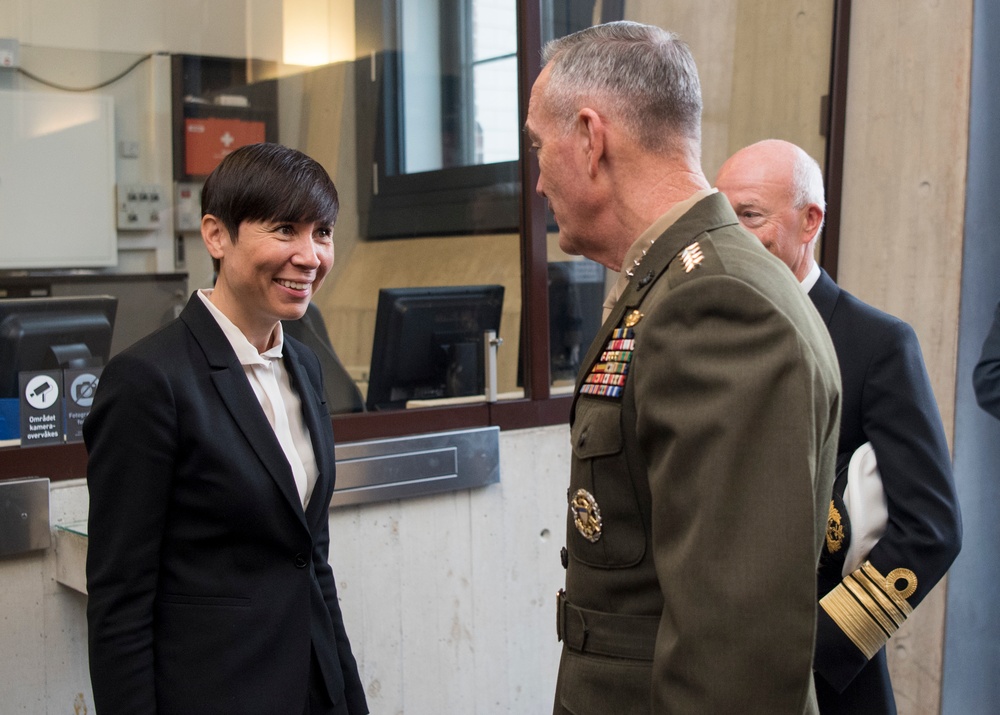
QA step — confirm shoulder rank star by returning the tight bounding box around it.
[678,242,704,273]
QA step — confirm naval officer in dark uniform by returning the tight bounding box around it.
[525,22,842,714]
[716,138,962,714]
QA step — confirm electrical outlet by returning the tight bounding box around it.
[116,183,166,230]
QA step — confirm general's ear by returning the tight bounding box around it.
[201,214,228,261]
[578,107,605,178]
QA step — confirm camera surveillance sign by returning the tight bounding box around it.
[18,367,102,446]
[19,371,63,446]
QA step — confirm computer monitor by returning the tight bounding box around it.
[0,296,118,399]
[517,261,606,388]
[366,285,504,411]
[547,261,605,383]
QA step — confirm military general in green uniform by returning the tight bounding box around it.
[524,22,842,714]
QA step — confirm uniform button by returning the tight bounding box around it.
[294,553,308,569]
[560,547,569,569]
[578,428,588,447]
[638,270,654,287]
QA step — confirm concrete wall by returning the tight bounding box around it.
[837,2,973,713]
[0,482,92,714]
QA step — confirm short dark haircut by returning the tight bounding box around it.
[201,143,339,271]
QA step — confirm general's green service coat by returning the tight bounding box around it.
[554,192,841,715]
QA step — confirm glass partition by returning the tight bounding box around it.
[0,0,842,446]
[537,0,835,397]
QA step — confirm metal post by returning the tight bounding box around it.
[483,330,503,402]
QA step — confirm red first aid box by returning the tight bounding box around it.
[184,117,266,176]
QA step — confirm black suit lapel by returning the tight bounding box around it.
[180,295,309,526]
[808,267,841,328]
[283,338,336,524]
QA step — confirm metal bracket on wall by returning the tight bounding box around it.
[0,477,50,558]
[331,426,500,508]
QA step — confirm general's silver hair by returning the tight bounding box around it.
[541,21,702,153]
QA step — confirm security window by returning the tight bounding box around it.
[356,0,521,238]
[399,0,518,173]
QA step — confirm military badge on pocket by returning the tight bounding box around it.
[570,489,603,543]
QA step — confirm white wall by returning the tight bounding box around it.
[3,0,282,59]
[0,425,570,714]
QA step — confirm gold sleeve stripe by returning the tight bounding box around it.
[820,587,887,659]
[819,561,918,660]
[842,577,897,636]
[855,564,913,627]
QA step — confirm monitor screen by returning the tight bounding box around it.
[366,285,504,411]
[546,261,605,384]
[0,296,118,399]
[517,261,606,388]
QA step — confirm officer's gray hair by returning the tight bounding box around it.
[791,147,826,237]
[540,21,702,154]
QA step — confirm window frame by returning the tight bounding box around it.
[355,0,522,240]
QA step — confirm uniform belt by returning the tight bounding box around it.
[556,589,658,661]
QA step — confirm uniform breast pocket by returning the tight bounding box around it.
[569,399,647,568]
